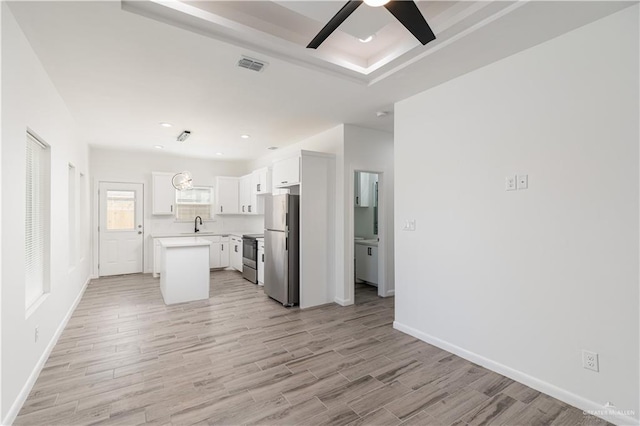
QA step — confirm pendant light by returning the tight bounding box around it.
[172,130,194,190]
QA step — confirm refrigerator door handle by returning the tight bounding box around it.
[285,237,288,251]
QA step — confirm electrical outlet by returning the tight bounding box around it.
[505,176,516,191]
[35,326,39,343]
[517,174,528,190]
[582,350,599,372]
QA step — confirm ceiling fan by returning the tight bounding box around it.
[307,0,436,49]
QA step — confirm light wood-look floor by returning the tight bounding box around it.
[16,272,609,426]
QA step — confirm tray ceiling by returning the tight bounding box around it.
[123,0,520,84]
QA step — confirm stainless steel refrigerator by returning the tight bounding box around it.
[264,194,299,306]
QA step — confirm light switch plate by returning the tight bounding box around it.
[505,176,516,191]
[403,220,416,231]
[517,175,528,190]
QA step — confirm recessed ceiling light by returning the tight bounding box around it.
[216,152,223,156]
[240,134,250,139]
[376,111,389,117]
[358,35,375,43]
[159,122,172,128]
[267,146,279,150]
[154,145,164,149]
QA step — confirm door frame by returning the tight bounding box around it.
[346,169,388,304]
[93,180,145,278]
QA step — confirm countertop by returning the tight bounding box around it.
[157,237,213,247]
[355,239,378,247]
[151,231,255,238]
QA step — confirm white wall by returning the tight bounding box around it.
[1,5,92,423]
[394,5,639,425]
[90,147,262,275]
[0,2,4,420]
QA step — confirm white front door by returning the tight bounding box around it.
[99,182,144,276]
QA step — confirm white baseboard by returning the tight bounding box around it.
[334,296,351,306]
[2,277,91,426]
[393,321,639,426]
[385,289,395,297]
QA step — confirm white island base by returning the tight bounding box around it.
[158,237,212,305]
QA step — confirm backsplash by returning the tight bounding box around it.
[149,215,264,235]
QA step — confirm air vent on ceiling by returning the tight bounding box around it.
[238,56,267,72]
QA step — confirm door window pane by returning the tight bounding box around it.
[106,191,135,230]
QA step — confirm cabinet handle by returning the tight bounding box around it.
[242,205,245,212]
[356,196,359,205]
[221,245,224,251]
[257,183,261,192]
[368,247,372,256]
[281,181,287,184]
[220,206,223,213]
[170,205,173,212]
[248,205,252,213]
[262,253,264,262]
[235,246,238,253]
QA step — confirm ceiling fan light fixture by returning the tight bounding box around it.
[358,34,375,43]
[363,0,390,7]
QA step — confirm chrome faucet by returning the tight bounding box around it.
[194,216,203,233]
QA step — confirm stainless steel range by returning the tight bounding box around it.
[242,234,263,283]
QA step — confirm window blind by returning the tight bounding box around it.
[175,187,213,221]
[25,132,49,309]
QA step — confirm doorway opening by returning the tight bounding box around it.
[98,181,144,276]
[353,171,384,304]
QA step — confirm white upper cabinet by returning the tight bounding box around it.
[152,172,175,215]
[253,167,271,195]
[355,172,371,207]
[239,174,253,214]
[216,176,239,214]
[272,156,300,188]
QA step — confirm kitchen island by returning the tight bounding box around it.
[157,237,212,305]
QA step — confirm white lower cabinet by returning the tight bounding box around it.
[220,241,230,268]
[153,239,163,277]
[257,238,265,285]
[355,244,378,286]
[154,235,231,276]
[201,235,230,268]
[230,236,243,272]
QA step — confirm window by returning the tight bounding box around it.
[175,186,213,221]
[68,164,76,266]
[80,173,87,258]
[25,132,50,310]
[106,190,136,230]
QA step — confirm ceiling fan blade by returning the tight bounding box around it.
[307,0,363,49]
[384,1,435,45]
